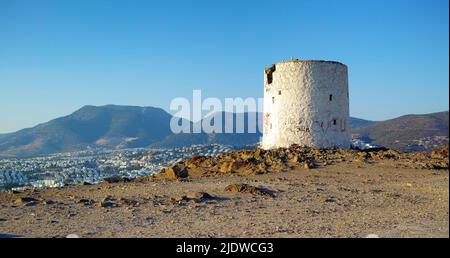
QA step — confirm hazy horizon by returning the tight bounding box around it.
[1,0,449,133]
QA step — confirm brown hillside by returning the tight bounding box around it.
[352,111,449,151]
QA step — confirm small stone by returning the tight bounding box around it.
[99,196,118,208]
[78,199,95,206]
[42,200,56,205]
[303,162,315,169]
[224,183,276,197]
[24,201,39,207]
[14,197,39,204]
[186,192,213,200]
[117,197,139,206]
[103,176,130,184]
[325,196,337,203]
[101,201,117,208]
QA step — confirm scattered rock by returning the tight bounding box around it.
[13,197,39,204]
[103,176,131,184]
[164,163,189,180]
[224,184,276,197]
[161,209,172,214]
[325,196,337,203]
[117,197,139,206]
[186,192,213,200]
[99,196,119,208]
[150,145,449,180]
[172,192,215,204]
[303,161,315,169]
[78,199,96,206]
[191,156,204,162]
[431,146,449,159]
[41,200,56,205]
[171,195,189,203]
[24,201,39,207]
[100,201,118,208]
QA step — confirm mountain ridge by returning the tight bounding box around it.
[0,105,173,157]
[353,111,449,151]
[0,105,447,157]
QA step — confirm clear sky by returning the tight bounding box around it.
[0,0,448,133]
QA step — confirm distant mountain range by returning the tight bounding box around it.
[0,105,172,157]
[151,112,263,148]
[352,111,449,152]
[0,105,447,157]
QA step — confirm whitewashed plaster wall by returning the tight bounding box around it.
[262,60,350,149]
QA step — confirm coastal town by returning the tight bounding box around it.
[0,138,381,192]
[0,144,235,191]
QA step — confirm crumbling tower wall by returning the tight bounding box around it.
[262,60,350,149]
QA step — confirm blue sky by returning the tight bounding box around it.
[0,0,448,133]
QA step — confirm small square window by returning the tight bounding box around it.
[278,90,282,95]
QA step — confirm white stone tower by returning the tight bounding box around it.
[262,60,350,149]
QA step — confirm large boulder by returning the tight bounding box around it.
[164,163,189,180]
[431,146,449,159]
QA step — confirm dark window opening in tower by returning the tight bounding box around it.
[333,119,337,125]
[272,97,275,104]
[278,90,281,95]
[329,94,333,101]
[265,65,276,84]
[267,74,272,84]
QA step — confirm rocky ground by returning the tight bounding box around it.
[154,145,449,180]
[0,146,448,238]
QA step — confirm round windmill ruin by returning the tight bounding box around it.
[262,59,351,150]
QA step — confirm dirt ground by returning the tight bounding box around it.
[0,160,448,238]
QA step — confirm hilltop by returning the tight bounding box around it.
[0,145,447,238]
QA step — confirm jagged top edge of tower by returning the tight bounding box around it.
[269,59,347,67]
